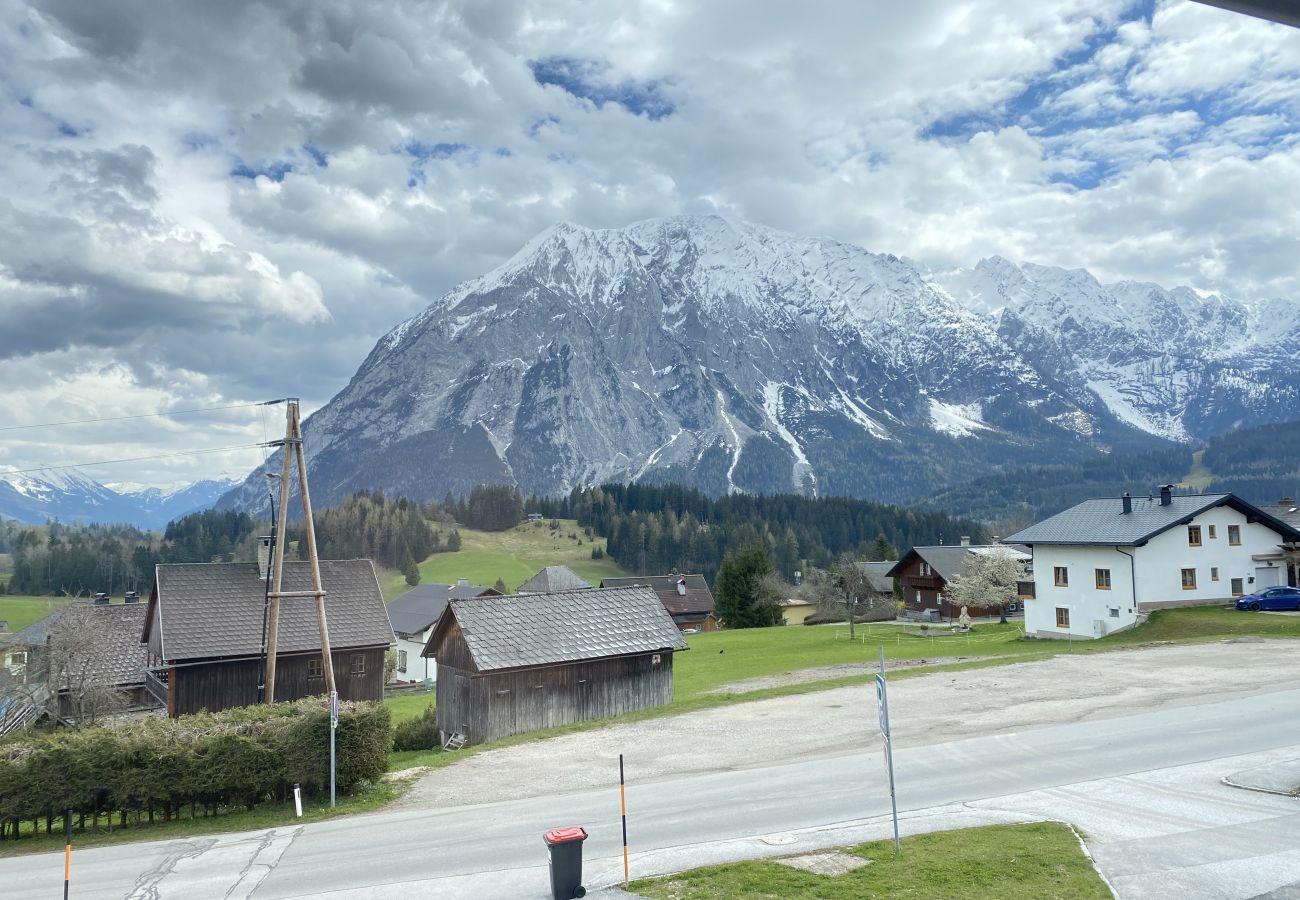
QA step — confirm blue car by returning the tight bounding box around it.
[1235,586,1300,611]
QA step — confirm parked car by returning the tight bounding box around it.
[1235,586,1300,611]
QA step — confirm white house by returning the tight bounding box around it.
[1006,485,1300,640]
[386,580,500,683]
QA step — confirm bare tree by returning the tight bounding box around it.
[807,555,882,639]
[944,547,1023,624]
[42,606,128,727]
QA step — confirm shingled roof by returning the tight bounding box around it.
[146,560,394,662]
[425,586,687,672]
[1004,493,1300,546]
[856,561,898,594]
[5,602,150,687]
[387,582,497,636]
[516,566,592,593]
[599,574,715,615]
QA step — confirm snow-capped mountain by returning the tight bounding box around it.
[0,469,237,529]
[217,215,1300,511]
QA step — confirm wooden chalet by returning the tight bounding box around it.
[887,542,1030,619]
[423,586,687,747]
[143,560,394,717]
[598,574,719,631]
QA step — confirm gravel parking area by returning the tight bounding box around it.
[399,639,1300,810]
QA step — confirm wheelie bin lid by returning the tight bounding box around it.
[544,826,588,845]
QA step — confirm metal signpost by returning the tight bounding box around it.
[877,647,901,853]
[329,690,339,809]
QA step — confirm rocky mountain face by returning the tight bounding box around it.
[217,216,1299,513]
[0,470,237,529]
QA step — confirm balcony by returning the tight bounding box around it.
[144,670,169,708]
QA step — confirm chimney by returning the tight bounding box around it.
[124,590,140,604]
[677,576,687,596]
[457,577,470,587]
[1121,492,1132,514]
[1280,497,1295,507]
[257,535,273,581]
[1160,484,1173,506]
[93,592,110,606]
[960,535,971,547]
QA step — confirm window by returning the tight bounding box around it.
[919,562,931,577]
[1231,577,1244,595]
[1109,607,1120,618]
[1055,607,1070,628]
[397,650,408,672]
[351,654,366,676]
[1095,568,1111,590]
[1181,568,1197,590]
[1187,525,1202,547]
[1208,525,1217,539]
[1211,567,1219,582]
[1053,566,1069,587]
[1228,524,1241,546]
[307,658,323,679]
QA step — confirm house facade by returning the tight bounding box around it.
[144,559,394,716]
[424,586,686,746]
[1007,487,1300,640]
[387,580,500,685]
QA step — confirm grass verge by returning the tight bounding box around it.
[628,821,1110,899]
[0,776,409,859]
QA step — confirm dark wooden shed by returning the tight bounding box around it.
[423,586,687,746]
[143,560,394,716]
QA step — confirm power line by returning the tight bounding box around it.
[0,443,269,477]
[0,399,286,433]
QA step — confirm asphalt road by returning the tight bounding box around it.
[5,685,1299,899]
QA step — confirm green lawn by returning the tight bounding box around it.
[0,595,75,634]
[385,691,436,727]
[629,822,1110,899]
[381,518,629,600]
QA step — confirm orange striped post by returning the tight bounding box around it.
[63,809,71,899]
[619,754,630,884]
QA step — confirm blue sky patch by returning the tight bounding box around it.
[230,159,293,182]
[529,56,674,120]
[404,141,469,161]
[302,144,328,168]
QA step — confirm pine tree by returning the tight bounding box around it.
[714,543,779,628]
[493,577,507,593]
[447,530,462,552]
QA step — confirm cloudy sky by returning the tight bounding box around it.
[1,0,1297,488]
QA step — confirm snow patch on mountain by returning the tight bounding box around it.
[928,400,991,438]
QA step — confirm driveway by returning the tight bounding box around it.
[399,639,1300,809]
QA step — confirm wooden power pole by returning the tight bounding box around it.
[264,398,336,703]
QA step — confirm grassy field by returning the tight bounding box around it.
[629,821,1110,899]
[0,595,75,633]
[379,518,629,599]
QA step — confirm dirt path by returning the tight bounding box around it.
[397,639,1300,810]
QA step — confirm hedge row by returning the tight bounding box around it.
[0,698,390,839]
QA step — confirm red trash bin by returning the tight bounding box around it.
[543,826,588,899]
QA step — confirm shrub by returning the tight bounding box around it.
[392,704,439,752]
[0,697,391,839]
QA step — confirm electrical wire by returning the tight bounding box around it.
[0,443,270,477]
[0,400,284,433]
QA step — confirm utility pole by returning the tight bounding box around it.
[264,399,336,703]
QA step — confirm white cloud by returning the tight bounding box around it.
[0,0,1296,487]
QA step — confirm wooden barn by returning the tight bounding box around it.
[423,586,687,747]
[143,560,394,717]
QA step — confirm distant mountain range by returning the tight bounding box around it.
[0,469,238,530]
[217,215,1300,515]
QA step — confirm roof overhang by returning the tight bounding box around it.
[1189,0,1300,28]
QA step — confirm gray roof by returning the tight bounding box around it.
[1259,503,1300,529]
[428,586,687,672]
[516,565,592,593]
[147,560,394,662]
[1005,493,1300,546]
[387,582,496,636]
[4,602,150,687]
[885,545,1029,582]
[856,561,898,593]
[599,574,715,615]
